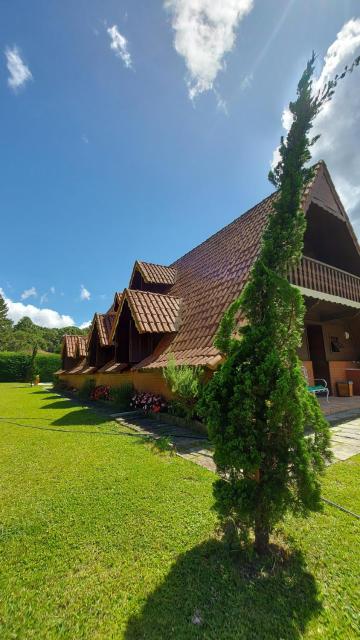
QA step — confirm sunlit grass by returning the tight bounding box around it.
[0,384,358,639]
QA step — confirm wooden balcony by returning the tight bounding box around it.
[289,256,360,303]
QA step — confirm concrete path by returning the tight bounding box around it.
[113,411,216,472]
[114,411,360,473]
[326,416,360,461]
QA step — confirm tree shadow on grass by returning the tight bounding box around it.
[40,400,79,410]
[125,539,321,640]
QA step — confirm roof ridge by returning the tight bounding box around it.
[137,260,176,270]
[126,288,181,300]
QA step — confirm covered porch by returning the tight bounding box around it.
[294,273,360,395]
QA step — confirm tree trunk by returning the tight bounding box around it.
[254,516,270,554]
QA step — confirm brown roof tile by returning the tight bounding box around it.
[134,164,347,369]
[77,336,87,357]
[63,335,78,358]
[97,312,116,347]
[62,335,88,359]
[126,289,182,333]
[132,190,276,369]
[93,163,351,371]
[131,261,177,286]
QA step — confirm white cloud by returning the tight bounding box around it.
[21,286,37,300]
[79,320,91,329]
[107,24,132,68]
[312,19,360,232]
[0,288,74,329]
[272,19,360,232]
[80,285,91,301]
[164,0,253,100]
[50,286,56,294]
[5,45,33,91]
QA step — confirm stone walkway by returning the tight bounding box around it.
[113,410,360,473]
[326,415,360,461]
[112,411,216,472]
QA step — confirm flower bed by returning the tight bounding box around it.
[131,392,167,414]
[91,385,111,401]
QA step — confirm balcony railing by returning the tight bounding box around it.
[289,256,360,303]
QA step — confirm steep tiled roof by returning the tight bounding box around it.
[106,292,123,314]
[62,335,87,359]
[63,335,78,358]
[78,336,87,357]
[84,162,354,372]
[87,312,116,348]
[131,261,177,286]
[134,164,345,369]
[132,191,276,369]
[126,289,182,333]
[97,312,116,347]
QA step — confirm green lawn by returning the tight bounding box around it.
[0,384,359,639]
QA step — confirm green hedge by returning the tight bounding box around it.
[0,352,61,382]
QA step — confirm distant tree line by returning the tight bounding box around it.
[0,292,87,353]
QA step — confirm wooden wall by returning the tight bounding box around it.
[59,369,173,399]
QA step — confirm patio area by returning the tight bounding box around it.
[318,395,360,418]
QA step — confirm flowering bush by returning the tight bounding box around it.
[131,392,167,414]
[91,385,111,401]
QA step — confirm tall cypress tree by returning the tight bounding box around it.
[201,53,359,553]
[0,293,12,350]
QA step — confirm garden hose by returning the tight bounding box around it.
[0,416,208,440]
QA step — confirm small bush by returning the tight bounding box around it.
[163,356,203,421]
[78,378,96,400]
[53,377,69,392]
[150,436,174,455]
[131,392,167,414]
[110,384,134,410]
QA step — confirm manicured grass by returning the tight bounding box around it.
[0,384,359,639]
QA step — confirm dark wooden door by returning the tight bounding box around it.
[306,324,330,388]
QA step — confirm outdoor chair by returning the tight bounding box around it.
[301,366,329,401]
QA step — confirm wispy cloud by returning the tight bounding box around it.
[271,19,360,233]
[21,286,37,300]
[0,288,74,329]
[5,45,33,91]
[80,285,91,301]
[240,72,253,91]
[164,0,253,101]
[39,286,56,305]
[79,320,91,329]
[107,24,132,68]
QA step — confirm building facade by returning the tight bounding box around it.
[59,162,360,397]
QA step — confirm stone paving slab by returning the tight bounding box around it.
[115,411,360,473]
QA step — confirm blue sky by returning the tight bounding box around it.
[1,1,359,328]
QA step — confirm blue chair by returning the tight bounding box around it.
[302,366,329,402]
